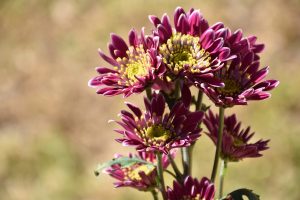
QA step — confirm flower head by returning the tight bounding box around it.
[200,23,279,107]
[89,28,165,97]
[149,7,235,87]
[167,176,215,200]
[203,110,269,161]
[115,93,203,154]
[105,151,172,191]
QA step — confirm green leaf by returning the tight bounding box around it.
[94,156,155,176]
[224,188,260,200]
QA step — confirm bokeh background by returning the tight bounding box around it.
[1,0,299,199]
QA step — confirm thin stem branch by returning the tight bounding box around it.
[210,106,225,183]
[219,159,228,199]
[151,190,159,200]
[182,90,203,178]
[156,152,167,200]
[146,87,152,100]
[182,147,191,176]
[164,169,177,179]
[167,154,182,179]
[195,90,203,111]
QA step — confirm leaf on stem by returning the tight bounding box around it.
[223,188,260,200]
[94,156,155,176]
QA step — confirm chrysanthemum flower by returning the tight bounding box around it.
[203,110,269,161]
[149,7,235,87]
[89,28,165,97]
[200,50,279,107]
[199,22,279,107]
[105,151,172,191]
[115,93,203,154]
[167,176,215,200]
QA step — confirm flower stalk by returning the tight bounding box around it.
[182,147,190,176]
[156,152,167,200]
[195,91,203,111]
[210,106,225,183]
[167,154,182,180]
[146,87,152,100]
[151,190,159,200]
[219,159,228,199]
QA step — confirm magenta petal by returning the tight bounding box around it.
[250,67,269,84]
[111,33,129,52]
[98,49,119,66]
[128,29,138,46]
[210,22,225,31]
[200,29,215,49]
[177,14,189,34]
[96,67,117,74]
[148,15,161,26]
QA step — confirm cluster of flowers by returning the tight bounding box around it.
[89,7,279,200]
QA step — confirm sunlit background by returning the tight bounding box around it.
[1,0,299,199]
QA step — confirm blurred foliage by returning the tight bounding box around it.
[0,0,300,199]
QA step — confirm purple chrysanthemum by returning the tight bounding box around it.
[149,7,235,87]
[203,110,269,161]
[105,151,172,191]
[89,28,165,97]
[167,176,215,200]
[115,93,203,154]
[200,24,279,107]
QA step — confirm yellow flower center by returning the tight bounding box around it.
[159,33,211,75]
[233,137,245,147]
[127,165,155,181]
[145,125,171,142]
[115,45,150,85]
[126,61,148,80]
[217,78,242,96]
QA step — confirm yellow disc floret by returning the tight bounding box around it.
[159,33,211,75]
[145,125,171,142]
[217,78,242,96]
[233,137,245,147]
[116,45,150,85]
[127,165,155,181]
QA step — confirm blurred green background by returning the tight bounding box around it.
[0,0,299,199]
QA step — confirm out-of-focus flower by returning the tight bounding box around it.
[105,151,172,191]
[149,7,235,87]
[89,28,165,97]
[200,51,279,107]
[203,110,269,162]
[167,176,215,200]
[115,93,203,154]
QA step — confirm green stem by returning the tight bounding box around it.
[182,90,203,178]
[146,87,152,100]
[165,169,177,179]
[182,147,191,176]
[156,152,167,200]
[174,79,181,99]
[219,159,228,199]
[151,190,159,200]
[195,90,203,111]
[167,154,182,179]
[210,106,225,183]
